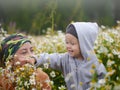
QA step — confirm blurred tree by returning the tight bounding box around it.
[112,0,120,25]
[81,0,114,26]
[0,0,120,34]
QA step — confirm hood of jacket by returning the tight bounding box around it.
[69,22,99,60]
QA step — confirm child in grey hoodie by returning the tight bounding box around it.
[35,22,106,90]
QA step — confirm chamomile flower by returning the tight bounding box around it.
[50,71,56,78]
[44,63,49,69]
[58,85,66,90]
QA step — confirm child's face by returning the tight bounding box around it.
[13,42,35,66]
[65,33,83,59]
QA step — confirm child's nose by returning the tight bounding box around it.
[66,44,71,49]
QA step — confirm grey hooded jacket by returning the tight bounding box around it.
[35,22,106,90]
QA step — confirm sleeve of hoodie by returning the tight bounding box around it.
[35,53,65,71]
[96,61,107,79]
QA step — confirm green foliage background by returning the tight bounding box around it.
[0,0,120,35]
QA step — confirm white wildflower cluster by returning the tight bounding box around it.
[50,71,56,78]
[14,63,37,90]
[90,79,106,89]
[94,25,120,89]
[58,85,66,90]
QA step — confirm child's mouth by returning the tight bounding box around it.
[68,50,73,54]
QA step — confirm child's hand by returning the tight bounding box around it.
[28,56,36,65]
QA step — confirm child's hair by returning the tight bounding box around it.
[0,33,31,67]
[66,24,78,39]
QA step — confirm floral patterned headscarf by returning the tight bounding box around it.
[0,33,31,64]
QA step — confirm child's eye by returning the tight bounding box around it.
[65,41,69,44]
[71,42,75,45]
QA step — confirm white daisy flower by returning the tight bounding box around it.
[50,71,56,78]
[44,63,49,69]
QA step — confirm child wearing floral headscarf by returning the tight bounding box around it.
[0,33,51,90]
